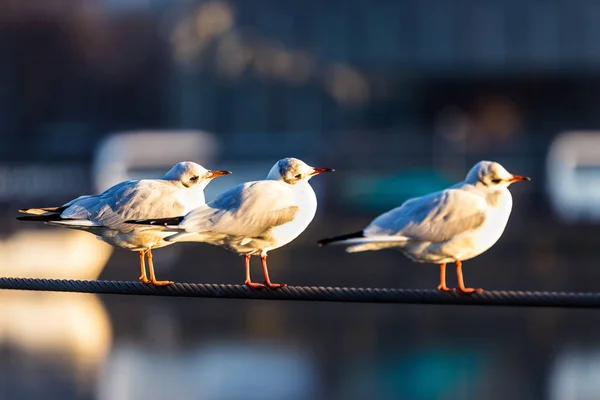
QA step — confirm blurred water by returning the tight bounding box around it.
[1,213,600,399]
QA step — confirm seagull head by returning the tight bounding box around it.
[465,161,530,189]
[163,161,232,190]
[266,157,334,184]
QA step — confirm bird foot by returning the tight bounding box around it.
[149,280,174,287]
[458,287,483,295]
[139,276,151,284]
[245,280,266,289]
[437,284,455,292]
[264,281,287,289]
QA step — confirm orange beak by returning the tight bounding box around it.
[207,170,232,178]
[509,175,530,182]
[311,167,335,175]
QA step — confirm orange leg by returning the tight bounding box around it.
[146,248,174,286]
[244,255,265,289]
[261,255,287,289]
[436,263,454,292]
[455,260,483,294]
[138,250,151,284]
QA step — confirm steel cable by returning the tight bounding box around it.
[0,277,598,308]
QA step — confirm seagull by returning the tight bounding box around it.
[17,162,231,286]
[318,161,530,294]
[127,157,334,289]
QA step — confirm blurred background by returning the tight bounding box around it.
[2,0,600,399]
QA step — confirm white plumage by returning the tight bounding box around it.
[319,161,530,294]
[17,162,231,285]
[129,157,334,289]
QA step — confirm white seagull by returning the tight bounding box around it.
[318,161,530,294]
[17,162,231,286]
[127,157,334,289]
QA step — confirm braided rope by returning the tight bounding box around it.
[0,277,597,308]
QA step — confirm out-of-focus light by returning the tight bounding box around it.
[0,229,113,386]
[97,341,317,400]
[251,38,317,83]
[0,229,112,279]
[473,96,521,140]
[434,106,471,142]
[0,292,112,385]
[170,1,234,66]
[282,51,314,85]
[195,1,234,41]
[324,64,371,106]
[548,347,600,400]
[547,131,600,222]
[171,16,203,65]
[215,31,252,78]
[168,2,368,106]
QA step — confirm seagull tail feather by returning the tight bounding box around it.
[18,207,64,215]
[317,231,365,247]
[318,232,410,253]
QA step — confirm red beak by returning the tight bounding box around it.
[509,175,530,182]
[311,167,335,175]
[207,170,232,178]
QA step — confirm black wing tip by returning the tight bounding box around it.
[17,214,63,222]
[317,231,364,247]
[125,216,184,226]
[124,219,154,225]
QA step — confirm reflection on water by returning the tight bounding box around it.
[0,229,112,280]
[0,220,598,400]
[1,280,600,400]
[337,347,489,400]
[0,229,113,398]
[97,341,317,400]
[549,347,600,400]
[0,292,112,384]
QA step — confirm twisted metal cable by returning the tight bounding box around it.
[0,277,598,308]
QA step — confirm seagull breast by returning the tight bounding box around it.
[269,181,318,250]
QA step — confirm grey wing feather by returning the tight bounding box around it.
[180,180,299,238]
[61,180,186,230]
[365,187,487,243]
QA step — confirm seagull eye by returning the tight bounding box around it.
[190,176,199,183]
[491,178,502,184]
[294,174,302,179]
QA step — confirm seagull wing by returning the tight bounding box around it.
[365,186,487,243]
[58,180,187,230]
[176,180,299,239]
